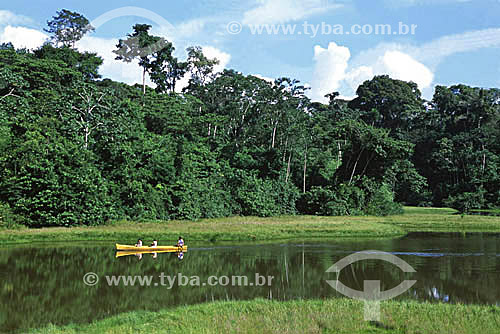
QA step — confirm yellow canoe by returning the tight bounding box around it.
[115,244,187,252]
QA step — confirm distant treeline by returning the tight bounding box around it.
[0,11,498,227]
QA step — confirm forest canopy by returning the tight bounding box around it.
[0,10,498,227]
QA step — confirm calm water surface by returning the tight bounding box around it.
[1,232,500,333]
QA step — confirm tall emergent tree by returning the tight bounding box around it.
[114,24,166,95]
[45,9,94,48]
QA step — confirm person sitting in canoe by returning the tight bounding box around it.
[150,239,158,247]
[135,239,143,247]
[177,236,184,248]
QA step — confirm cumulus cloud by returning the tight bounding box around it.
[309,44,434,102]
[309,27,500,102]
[242,0,342,25]
[201,45,231,72]
[0,25,47,49]
[310,42,351,101]
[343,66,373,94]
[380,51,433,87]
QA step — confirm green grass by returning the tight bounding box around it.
[382,206,500,232]
[28,298,500,334]
[1,207,500,245]
[469,209,500,215]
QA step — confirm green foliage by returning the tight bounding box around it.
[414,85,500,208]
[299,179,402,216]
[185,46,219,88]
[0,202,24,228]
[1,14,498,227]
[34,44,103,80]
[171,142,234,220]
[231,171,299,217]
[299,186,352,216]
[0,118,114,226]
[364,181,404,216]
[45,9,94,48]
[348,74,424,137]
[114,24,187,94]
[145,41,187,94]
[444,188,486,213]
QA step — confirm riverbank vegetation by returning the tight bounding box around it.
[28,298,500,334]
[0,10,499,228]
[2,207,500,245]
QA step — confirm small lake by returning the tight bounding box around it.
[1,232,500,333]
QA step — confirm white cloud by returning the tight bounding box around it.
[242,0,342,25]
[343,66,373,95]
[201,46,231,72]
[380,51,433,87]
[253,74,275,83]
[0,25,47,49]
[0,10,33,26]
[310,42,351,101]
[309,44,434,102]
[80,36,232,90]
[176,19,207,38]
[0,12,232,88]
[415,28,500,67]
[309,27,500,102]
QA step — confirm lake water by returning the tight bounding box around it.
[1,232,500,333]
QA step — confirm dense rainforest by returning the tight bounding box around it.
[0,11,499,227]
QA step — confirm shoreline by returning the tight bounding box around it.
[2,207,500,245]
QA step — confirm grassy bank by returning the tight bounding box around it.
[0,215,404,245]
[29,298,500,334]
[1,207,500,245]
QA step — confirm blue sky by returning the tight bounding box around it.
[1,0,499,101]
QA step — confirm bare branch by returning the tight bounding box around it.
[0,89,19,101]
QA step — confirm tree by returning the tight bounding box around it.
[34,44,103,81]
[414,85,500,207]
[0,117,114,226]
[69,83,108,149]
[146,41,187,94]
[348,75,424,138]
[114,24,166,95]
[185,46,219,89]
[45,9,94,48]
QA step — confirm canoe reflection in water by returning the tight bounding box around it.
[115,249,187,260]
